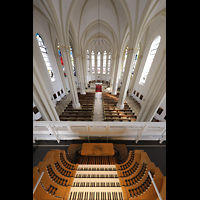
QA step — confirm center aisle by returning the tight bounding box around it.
[92,92,104,121]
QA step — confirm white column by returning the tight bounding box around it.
[95,52,97,81]
[111,54,121,95]
[73,55,79,88]
[55,53,68,95]
[105,52,108,81]
[33,56,60,121]
[60,45,80,108]
[129,55,143,96]
[82,52,88,88]
[100,52,103,82]
[110,53,116,93]
[33,88,50,121]
[76,53,86,94]
[116,48,134,109]
[33,70,57,121]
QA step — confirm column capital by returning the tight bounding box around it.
[75,54,82,58]
[55,53,60,57]
[127,47,139,54]
[59,45,70,52]
[127,47,134,54]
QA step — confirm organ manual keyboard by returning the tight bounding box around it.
[68,164,124,200]
[33,148,166,200]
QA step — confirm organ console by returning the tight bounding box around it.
[69,164,124,200]
[33,143,166,200]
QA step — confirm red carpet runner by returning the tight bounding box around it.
[95,85,102,92]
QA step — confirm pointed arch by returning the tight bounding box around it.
[36,33,56,82]
[139,35,161,85]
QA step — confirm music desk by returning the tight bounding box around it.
[81,143,114,156]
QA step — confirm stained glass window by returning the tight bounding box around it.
[87,50,90,74]
[131,46,140,77]
[57,43,66,77]
[122,47,128,76]
[103,51,107,74]
[107,52,111,75]
[91,51,95,74]
[97,52,101,74]
[139,35,161,85]
[36,33,56,82]
[69,46,76,76]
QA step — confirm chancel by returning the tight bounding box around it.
[33,0,166,199]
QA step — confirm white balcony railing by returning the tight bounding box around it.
[33,121,166,144]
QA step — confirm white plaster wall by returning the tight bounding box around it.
[33,9,66,104]
[33,102,42,121]
[153,94,166,122]
[132,16,166,107]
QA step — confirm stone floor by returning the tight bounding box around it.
[93,92,104,121]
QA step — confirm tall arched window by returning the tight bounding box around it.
[91,51,95,74]
[57,43,66,77]
[122,47,128,76]
[107,52,111,75]
[36,33,56,82]
[87,50,90,74]
[131,45,140,77]
[69,46,76,76]
[139,35,161,85]
[97,51,101,74]
[103,51,107,74]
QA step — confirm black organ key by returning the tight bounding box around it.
[96,192,99,200]
[108,192,111,200]
[84,192,88,200]
[72,165,123,200]
[69,192,73,200]
[119,192,123,200]
[72,192,77,200]
[91,182,95,187]
[77,192,81,200]
[80,182,85,187]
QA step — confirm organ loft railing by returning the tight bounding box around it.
[148,171,163,200]
[33,171,44,194]
[33,121,166,144]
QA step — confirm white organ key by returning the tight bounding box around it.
[69,191,124,200]
[68,164,124,200]
[70,187,123,192]
[77,164,117,169]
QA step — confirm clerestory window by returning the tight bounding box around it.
[139,35,161,85]
[36,33,56,82]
